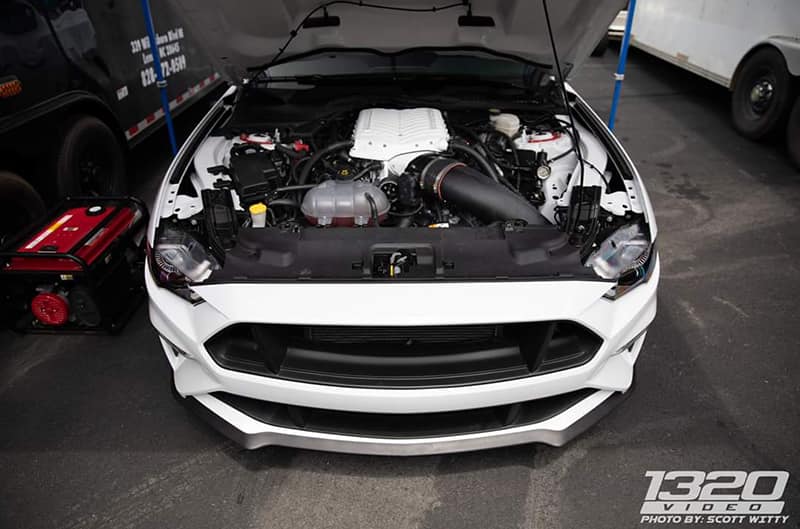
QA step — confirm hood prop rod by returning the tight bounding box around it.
[541,0,596,247]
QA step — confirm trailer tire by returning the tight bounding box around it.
[788,96,800,169]
[55,115,126,197]
[0,171,47,244]
[731,48,794,140]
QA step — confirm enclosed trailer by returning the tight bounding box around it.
[629,0,800,165]
[0,0,223,239]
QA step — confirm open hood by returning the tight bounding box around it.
[169,0,625,81]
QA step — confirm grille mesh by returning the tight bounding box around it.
[305,324,500,344]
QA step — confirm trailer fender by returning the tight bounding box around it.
[766,37,800,78]
[733,39,800,92]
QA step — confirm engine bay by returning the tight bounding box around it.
[155,91,651,282]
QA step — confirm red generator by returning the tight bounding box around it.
[0,197,148,333]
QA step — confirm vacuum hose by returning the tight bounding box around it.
[448,140,501,183]
[297,140,354,185]
[417,156,547,226]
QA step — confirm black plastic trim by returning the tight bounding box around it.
[248,46,552,75]
[205,224,605,284]
[205,321,602,389]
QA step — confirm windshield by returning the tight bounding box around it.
[261,49,540,85]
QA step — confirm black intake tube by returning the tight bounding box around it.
[448,140,500,183]
[419,157,547,226]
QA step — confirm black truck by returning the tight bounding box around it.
[0,0,223,239]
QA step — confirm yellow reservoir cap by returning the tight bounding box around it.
[249,203,267,214]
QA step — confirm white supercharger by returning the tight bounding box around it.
[349,108,450,176]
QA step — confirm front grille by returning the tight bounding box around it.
[306,324,499,345]
[213,388,597,439]
[205,321,602,388]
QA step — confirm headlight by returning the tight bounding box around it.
[585,223,653,298]
[152,228,219,285]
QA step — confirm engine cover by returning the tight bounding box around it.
[349,108,449,175]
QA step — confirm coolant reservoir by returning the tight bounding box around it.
[301,180,390,226]
[490,113,521,138]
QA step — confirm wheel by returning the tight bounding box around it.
[0,171,47,244]
[592,35,609,57]
[55,115,126,197]
[788,96,800,169]
[731,47,795,140]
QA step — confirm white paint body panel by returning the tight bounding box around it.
[572,88,658,240]
[147,257,658,417]
[631,0,800,87]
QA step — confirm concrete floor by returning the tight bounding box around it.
[1,47,799,529]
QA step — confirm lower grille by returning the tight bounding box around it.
[205,321,602,388]
[307,324,499,344]
[213,388,597,439]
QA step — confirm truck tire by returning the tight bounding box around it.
[731,47,794,140]
[0,171,47,244]
[55,115,126,197]
[788,96,800,169]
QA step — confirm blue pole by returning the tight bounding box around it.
[140,0,178,155]
[608,0,637,131]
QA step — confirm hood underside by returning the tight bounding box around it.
[170,0,624,80]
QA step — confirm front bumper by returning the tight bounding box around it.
[147,257,658,453]
[180,384,632,455]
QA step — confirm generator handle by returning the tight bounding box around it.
[0,249,91,273]
[0,196,150,280]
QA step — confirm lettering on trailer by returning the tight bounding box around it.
[129,27,188,88]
